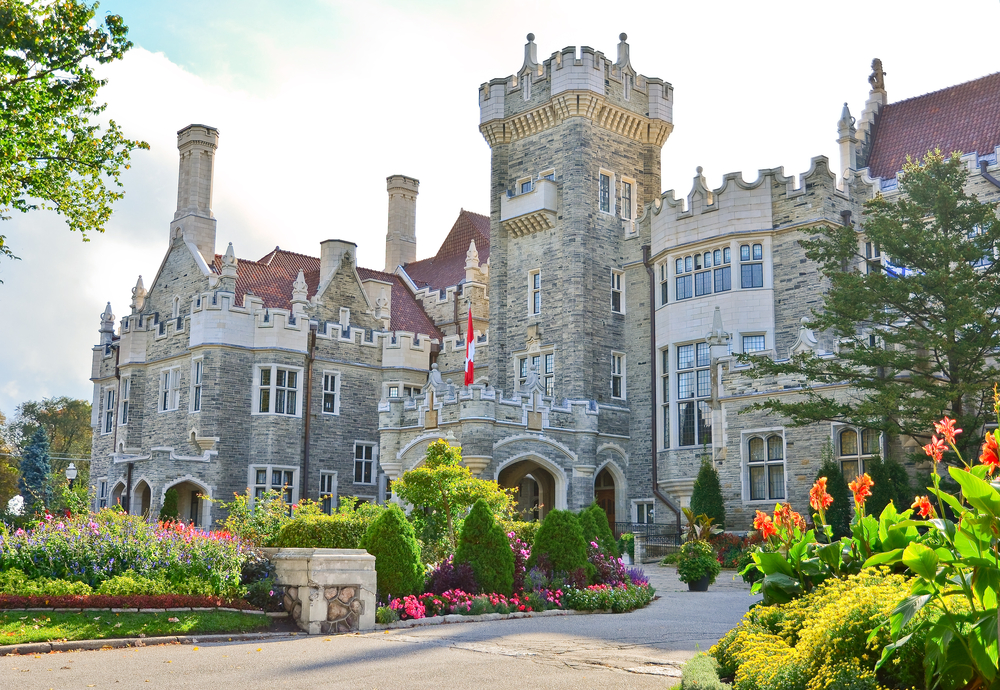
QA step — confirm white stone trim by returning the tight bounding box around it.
[321,370,341,416]
[493,434,579,463]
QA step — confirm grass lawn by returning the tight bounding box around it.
[0,610,273,645]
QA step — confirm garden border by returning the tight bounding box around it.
[0,630,301,657]
[376,607,601,630]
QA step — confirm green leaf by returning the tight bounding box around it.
[754,551,794,578]
[873,632,913,671]
[928,486,966,516]
[950,467,1000,518]
[888,593,930,636]
[929,518,957,541]
[760,572,802,605]
[903,543,940,580]
[863,547,904,568]
[972,570,1000,610]
[970,614,999,679]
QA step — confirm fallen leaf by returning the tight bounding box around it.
[192,647,199,651]
[167,618,179,623]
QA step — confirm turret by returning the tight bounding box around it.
[837,102,858,184]
[99,302,115,345]
[171,124,219,264]
[384,175,419,272]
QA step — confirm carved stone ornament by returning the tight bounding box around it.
[791,316,820,355]
[868,58,886,91]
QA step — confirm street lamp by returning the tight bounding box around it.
[65,463,78,489]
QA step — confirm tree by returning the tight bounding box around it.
[578,503,618,557]
[159,487,179,521]
[393,439,513,549]
[18,425,50,511]
[0,0,148,262]
[455,499,514,596]
[740,152,1000,463]
[360,504,423,599]
[526,509,588,576]
[814,457,851,539]
[0,412,18,510]
[689,459,726,529]
[864,454,911,519]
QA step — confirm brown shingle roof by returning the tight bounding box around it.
[403,210,490,292]
[210,247,441,339]
[867,72,1000,180]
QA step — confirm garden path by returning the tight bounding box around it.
[0,565,759,689]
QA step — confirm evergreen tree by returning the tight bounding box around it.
[360,504,423,599]
[865,455,912,519]
[159,487,179,522]
[455,499,514,596]
[815,459,851,539]
[689,459,726,529]
[579,503,618,557]
[739,152,1000,464]
[526,509,588,575]
[18,426,50,511]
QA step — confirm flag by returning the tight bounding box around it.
[464,308,475,386]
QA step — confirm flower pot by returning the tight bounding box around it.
[687,574,711,592]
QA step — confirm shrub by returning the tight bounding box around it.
[814,459,851,539]
[587,541,626,586]
[360,504,423,599]
[690,460,726,529]
[863,454,911,519]
[500,519,539,548]
[96,573,168,596]
[424,555,477,595]
[578,503,618,557]
[375,605,399,625]
[526,509,588,576]
[159,487,179,521]
[0,568,93,596]
[273,514,366,549]
[681,653,731,690]
[240,549,282,611]
[455,499,514,596]
[617,532,635,559]
[676,539,721,585]
[561,582,654,613]
[216,489,292,547]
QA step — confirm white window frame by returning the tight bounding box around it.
[611,351,626,400]
[254,364,303,417]
[98,480,108,509]
[517,176,532,195]
[320,471,338,515]
[539,169,555,181]
[833,424,880,483]
[354,442,378,485]
[388,384,400,398]
[660,348,670,449]
[322,370,341,415]
[676,342,712,448]
[119,377,130,426]
[190,357,204,413]
[159,366,181,412]
[742,429,786,503]
[632,499,654,524]
[611,270,624,314]
[517,350,555,396]
[742,334,766,354]
[659,263,669,306]
[102,387,116,435]
[529,269,541,316]
[620,176,636,221]
[248,464,299,507]
[598,170,614,215]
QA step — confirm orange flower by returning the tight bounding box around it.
[753,510,777,539]
[809,477,834,512]
[848,473,874,506]
[793,512,808,533]
[922,435,946,463]
[980,431,1000,476]
[934,417,962,445]
[911,495,936,519]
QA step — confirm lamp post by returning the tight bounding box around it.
[65,462,78,490]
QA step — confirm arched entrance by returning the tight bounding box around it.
[164,480,210,526]
[133,480,151,518]
[110,482,125,509]
[497,456,564,521]
[594,468,616,531]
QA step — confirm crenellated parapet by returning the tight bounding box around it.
[479,33,673,148]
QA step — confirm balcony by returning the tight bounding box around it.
[500,178,558,238]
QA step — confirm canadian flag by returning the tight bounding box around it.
[464,308,475,386]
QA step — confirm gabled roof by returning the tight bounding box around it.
[357,267,444,339]
[210,247,442,339]
[403,210,490,292]
[867,71,1000,180]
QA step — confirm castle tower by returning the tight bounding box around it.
[384,174,419,272]
[171,124,220,264]
[479,33,673,401]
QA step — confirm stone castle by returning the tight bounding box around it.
[90,36,1000,530]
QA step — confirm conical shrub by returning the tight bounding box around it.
[455,499,514,596]
[690,459,726,529]
[360,504,423,599]
[526,509,588,575]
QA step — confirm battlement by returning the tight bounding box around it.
[479,34,673,147]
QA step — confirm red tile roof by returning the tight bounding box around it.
[403,210,490,292]
[356,267,444,339]
[867,72,1000,180]
[210,247,442,339]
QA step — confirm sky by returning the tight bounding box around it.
[2,0,1000,419]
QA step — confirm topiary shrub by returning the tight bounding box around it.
[690,460,726,529]
[526,509,588,576]
[360,504,423,599]
[273,514,368,549]
[814,459,851,538]
[455,499,514,596]
[579,503,618,557]
[159,487,179,522]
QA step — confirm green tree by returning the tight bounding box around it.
[526,509,588,575]
[579,503,618,557]
[360,504,423,599]
[393,439,512,549]
[8,397,92,474]
[0,0,148,262]
[689,459,726,529]
[739,151,1000,463]
[814,457,851,539]
[18,426,50,511]
[455,499,514,596]
[159,487,179,521]
[0,412,18,510]
[864,454,911,519]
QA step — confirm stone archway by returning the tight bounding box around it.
[133,480,151,518]
[594,467,616,531]
[162,478,211,527]
[110,481,125,509]
[496,455,567,520]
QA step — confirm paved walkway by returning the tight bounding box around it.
[0,565,760,689]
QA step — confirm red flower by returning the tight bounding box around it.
[753,510,777,539]
[980,432,1000,476]
[848,473,874,507]
[911,495,935,519]
[934,417,962,445]
[922,435,946,463]
[809,478,834,513]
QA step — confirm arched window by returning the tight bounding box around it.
[747,434,785,501]
[837,426,879,482]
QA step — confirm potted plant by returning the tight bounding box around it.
[676,539,721,591]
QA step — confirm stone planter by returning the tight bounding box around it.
[270,548,376,634]
[687,574,712,592]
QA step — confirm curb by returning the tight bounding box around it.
[0,631,303,656]
[375,608,601,630]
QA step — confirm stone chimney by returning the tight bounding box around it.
[384,174,419,272]
[171,124,220,264]
[320,240,357,286]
